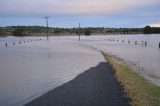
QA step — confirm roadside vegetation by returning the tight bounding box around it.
[102,52,160,106]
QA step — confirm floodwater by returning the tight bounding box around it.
[81,34,160,85]
[0,35,160,106]
[0,36,104,106]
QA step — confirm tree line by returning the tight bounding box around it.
[144,26,160,34]
[0,26,160,36]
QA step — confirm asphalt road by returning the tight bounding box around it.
[24,62,130,106]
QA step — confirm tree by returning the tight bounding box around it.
[12,28,25,36]
[144,26,152,34]
[84,29,91,36]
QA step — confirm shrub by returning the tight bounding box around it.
[12,28,25,36]
[84,29,91,36]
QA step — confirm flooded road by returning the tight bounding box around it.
[0,34,160,106]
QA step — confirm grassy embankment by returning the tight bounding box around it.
[102,52,160,106]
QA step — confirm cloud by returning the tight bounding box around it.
[150,23,160,27]
[0,0,159,17]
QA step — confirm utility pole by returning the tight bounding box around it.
[78,22,81,41]
[45,16,49,41]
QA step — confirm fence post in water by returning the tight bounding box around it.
[128,40,130,44]
[13,42,15,45]
[145,41,147,46]
[159,42,160,48]
[122,40,124,43]
[135,41,137,45]
[117,40,118,42]
[5,43,7,48]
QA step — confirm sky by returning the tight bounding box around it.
[0,0,160,28]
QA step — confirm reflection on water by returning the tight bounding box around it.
[47,52,50,59]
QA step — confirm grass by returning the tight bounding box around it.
[102,52,160,106]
